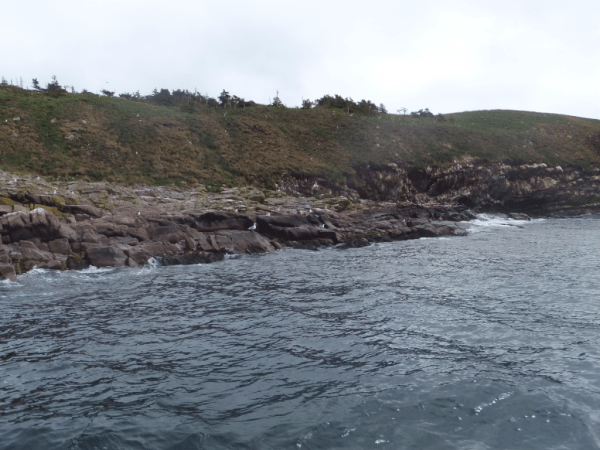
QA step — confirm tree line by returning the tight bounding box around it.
[1,75,442,118]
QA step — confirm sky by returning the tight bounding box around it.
[2,0,599,119]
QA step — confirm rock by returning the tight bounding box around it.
[85,246,127,267]
[0,246,11,263]
[127,227,150,241]
[138,241,165,257]
[151,225,186,244]
[19,240,39,249]
[191,212,254,232]
[184,235,197,251]
[67,256,89,270]
[160,251,225,265]
[65,204,104,218]
[125,247,149,265]
[213,230,276,254]
[507,213,530,220]
[38,260,63,270]
[48,238,70,254]
[126,257,140,268]
[0,263,17,281]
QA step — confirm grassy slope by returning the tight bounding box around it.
[1,86,599,188]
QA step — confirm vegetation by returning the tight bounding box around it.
[1,78,599,190]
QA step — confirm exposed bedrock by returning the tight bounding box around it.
[281,160,600,217]
[0,203,471,280]
[4,158,598,280]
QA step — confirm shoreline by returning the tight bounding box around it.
[1,169,598,282]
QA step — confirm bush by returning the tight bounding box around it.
[302,99,313,109]
[46,75,66,98]
[411,108,434,118]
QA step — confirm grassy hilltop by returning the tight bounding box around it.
[1,85,599,190]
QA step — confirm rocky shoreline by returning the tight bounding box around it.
[3,158,600,282]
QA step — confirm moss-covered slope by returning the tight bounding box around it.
[1,86,599,188]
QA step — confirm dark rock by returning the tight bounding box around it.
[65,204,104,218]
[38,260,63,270]
[213,230,275,254]
[160,251,225,265]
[125,247,149,265]
[191,212,254,232]
[48,238,70,255]
[0,263,17,281]
[151,226,186,244]
[138,241,165,257]
[19,240,39,250]
[126,257,140,268]
[67,257,89,270]
[125,227,149,241]
[85,246,127,267]
[507,213,530,220]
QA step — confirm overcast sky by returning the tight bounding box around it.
[2,0,599,119]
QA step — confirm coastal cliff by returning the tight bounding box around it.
[2,85,600,280]
[4,154,600,281]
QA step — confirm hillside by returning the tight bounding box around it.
[1,85,599,192]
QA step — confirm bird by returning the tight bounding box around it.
[137,212,141,216]
[235,209,238,213]
[309,209,313,213]
[248,223,256,231]
[320,224,325,228]
[266,213,270,216]
[53,190,57,194]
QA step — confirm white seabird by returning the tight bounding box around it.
[266,213,270,216]
[248,223,257,231]
[320,224,325,228]
[137,212,141,216]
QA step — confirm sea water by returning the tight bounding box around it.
[1,214,599,449]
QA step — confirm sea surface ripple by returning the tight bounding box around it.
[1,214,600,449]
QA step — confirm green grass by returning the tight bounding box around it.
[1,86,599,188]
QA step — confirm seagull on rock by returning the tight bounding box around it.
[266,213,270,216]
[137,212,141,216]
[248,223,257,231]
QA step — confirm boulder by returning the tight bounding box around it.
[138,241,165,257]
[0,264,17,281]
[38,260,63,270]
[48,238,70,255]
[126,257,140,268]
[213,230,275,254]
[125,247,149,265]
[127,227,150,242]
[85,246,127,267]
[151,226,186,244]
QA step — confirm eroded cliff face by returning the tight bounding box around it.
[280,159,600,217]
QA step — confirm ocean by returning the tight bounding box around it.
[1,214,599,449]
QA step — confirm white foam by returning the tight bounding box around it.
[77,265,114,274]
[146,257,160,269]
[467,214,542,233]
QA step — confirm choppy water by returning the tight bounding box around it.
[1,214,600,449]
